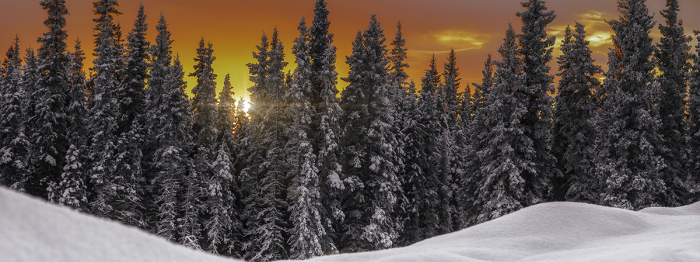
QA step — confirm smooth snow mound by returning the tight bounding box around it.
[285,201,700,262]
[0,187,240,262]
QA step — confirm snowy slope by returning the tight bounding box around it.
[0,187,240,262]
[286,201,700,262]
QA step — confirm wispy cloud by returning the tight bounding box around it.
[430,30,490,50]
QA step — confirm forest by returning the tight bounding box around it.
[0,0,699,261]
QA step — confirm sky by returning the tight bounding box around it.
[2,0,700,103]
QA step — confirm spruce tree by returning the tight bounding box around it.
[340,15,401,252]
[118,3,149,135]
[461,54,493,227]
[217,74,236,152]
[474,24,532,223]
[87,4,122,219]
[551,23,602,203]
[0,37,30,192]
[27,0,71,199]
[49,39,90,211]
[688,31,700,203]
[440,49,463,233]
[205,143,234,254]
[516,0,557,203]
[595,0,666,210]
[190,38,218,148]
[285,17,329,259]
[243,29,290,262]
[654,0,692,206]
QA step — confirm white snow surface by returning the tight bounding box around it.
[3,185,699,262]
[285,200,700,262]
[0,187,240,262]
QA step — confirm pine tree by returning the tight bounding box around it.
[307,1,345,249]
[285,18,329,259]
[595,0,666,210]
[461,54,493,227]
[0,36,30,192]
[551,23,602,203]
[118,3,149,135]
[112,119,146,228]
[474,24,532,223]
[440,49,462,233]
[516,0,557,203]
[654,0,692,207]
[205,144,234,254]
[243,29,290,262]
[217,74,236,152]
[190,38,218,148]
[88,0,122,219]
[688,31,700,203]
[400,56,447,244]
[26,0,71,200]
[339,15,401,252]
[49,39,91,211]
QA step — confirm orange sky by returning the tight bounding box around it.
[2,0,700,103]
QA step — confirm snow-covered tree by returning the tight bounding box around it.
[688,31,700,204]
[26,0,71,200]
[205,144,234,254]
[190,38,218,148]
[243,29,290,262]
[217,74,235,153]
[460,54,493,227]
[118,3,149,135]
[595,0,666,210]
[339,15,401,252]
[473,24,532,223]
[0,37,30,192]
[551,23,602,203]
[112,119,146,228]
[49,39,91,211]
[516,0,557,203]
[654,0,692,207]
[307,1,345,249]
[285,17,329,259]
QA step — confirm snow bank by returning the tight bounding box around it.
[0,187,240,262]
[287,201,700,262]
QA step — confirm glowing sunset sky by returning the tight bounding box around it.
[2,0,700,101]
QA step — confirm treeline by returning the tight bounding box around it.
[1,0,699,261]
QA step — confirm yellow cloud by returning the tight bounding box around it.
[587,31,612,47]
[433,31,488,50]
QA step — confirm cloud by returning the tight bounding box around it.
[431,30,490,50]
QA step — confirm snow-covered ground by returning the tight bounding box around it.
[286,200,700,262]
[0,187,240,262]
[2,186,699,262]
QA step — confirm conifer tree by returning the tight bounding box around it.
[0,37,30,192]
[400,56,448,244]
[440,49,463,233]
[687,31,700,203]
[285,17,329,259]
[551,23,602,203]
[340,15,401,252]
[474,24,532,223]
[243,29,290,262]
[142,14,174,233]
[217,74,236,152]
[26,0,71,199]
[190,38,218,148]
[460,54,493,227]
[308,1,345,247]
[112,118,146,228]
[88,4,122,219]
[516,0,557,203]
[595,0,666,210]
[49,39,91,211]
[654,0,692,206]
[205,144,234,254]
[118,3,149,136]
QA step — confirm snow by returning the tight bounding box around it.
[283,201,700,262]
[3,184,699,262]
[0,187,240,262]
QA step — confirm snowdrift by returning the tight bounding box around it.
[0,187,239,262]
[287,200,700,262]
